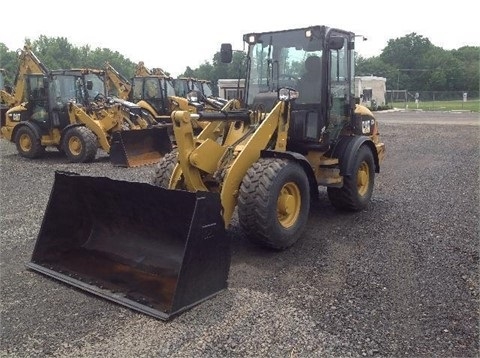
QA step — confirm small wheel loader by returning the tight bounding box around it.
[27,25,385,320]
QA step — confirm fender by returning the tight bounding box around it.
[331,136,380,177]
[61,122,84,134]
[11,121,42,143]
[260,149,319,199]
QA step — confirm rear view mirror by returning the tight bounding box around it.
[328,37,344,50]
[220,43,233,63]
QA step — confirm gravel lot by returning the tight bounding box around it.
[1,110,478,357]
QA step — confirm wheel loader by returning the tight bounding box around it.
[129,62,226,133]
[27,25,385,320]
[173,76,228,110]
[1,47,171,167]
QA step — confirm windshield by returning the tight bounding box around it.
[191,81,202,93]
[174,79,190,97]
[51,72,107,106]
[51,75,82,105]
[246,27,324,105]
[84,73,106,99]
[164,78,176,97]
[201,82,213,97]
[132,77,175,101]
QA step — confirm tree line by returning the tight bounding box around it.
[1,33,478,94]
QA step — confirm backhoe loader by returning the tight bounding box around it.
[0,69,10,118]
[0,48,48,109]
[1,47,171,167]
[27,25,385,321]
[104,61,131,100]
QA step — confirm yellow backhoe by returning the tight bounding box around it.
[1,47,171,167]
[27,25,385,320]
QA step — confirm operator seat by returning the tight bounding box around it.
[298,55,322,103]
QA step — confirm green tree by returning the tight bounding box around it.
[379,33,435,90]
[422,47,462,91]
[0,44,18,85]
[451,46,480,92]
[180,51,246,95]
[380,33,434,69]
[356,55,398,90]
[32,35,80,70]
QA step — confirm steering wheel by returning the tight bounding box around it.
[278,74,299,87]
[94,92,107,102]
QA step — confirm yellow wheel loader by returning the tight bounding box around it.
[27,25,385,320]
[173,76,228,110]
[130,62,219,134]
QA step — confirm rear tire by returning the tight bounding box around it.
[14,126,45,159]
[62,126,98,163]
[327,144,375,211]
[152,150,178,188]
[238,158,310,250]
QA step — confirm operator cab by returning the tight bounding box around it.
[221,26,356,150]
[132,76,175,116]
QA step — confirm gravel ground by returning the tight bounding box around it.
[0,110,478,357]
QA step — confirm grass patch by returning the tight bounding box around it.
[390,99,480,112]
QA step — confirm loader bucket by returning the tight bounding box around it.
[26,171,230,320]
[109,126,172,167]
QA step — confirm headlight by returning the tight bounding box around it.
[278,88,299,101]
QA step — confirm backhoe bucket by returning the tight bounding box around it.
[109,127,172,167]
[26,171,230,320]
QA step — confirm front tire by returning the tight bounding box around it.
[328,144,375,211]
[238,158,310,250]
[62,126,98,163]
[14,126,45,159]
[152,150,178,188]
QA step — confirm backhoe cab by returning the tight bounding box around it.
[27,25,385,321]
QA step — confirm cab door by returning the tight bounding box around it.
[25,75,51,132]
[327,31,354,140]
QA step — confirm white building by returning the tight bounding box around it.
[217,79,245,101]
[354,76,386,107]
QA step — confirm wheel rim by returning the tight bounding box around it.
[357,161,370,196]
[19,133,32,152]
[277,182,301,228]
[68,136,82,156]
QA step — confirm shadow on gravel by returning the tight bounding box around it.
[2,149,111,164]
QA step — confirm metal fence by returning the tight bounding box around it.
[386,90,480,111]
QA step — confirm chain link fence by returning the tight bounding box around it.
[386,90,480,111]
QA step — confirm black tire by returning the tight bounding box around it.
[62,126,98,163]
[152,150,178,188]
[238,158,310,250]
[327,144,375,211]
[14,126,45,159]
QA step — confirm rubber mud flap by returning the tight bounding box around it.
[26,171,230,320]
[109,127,172,167]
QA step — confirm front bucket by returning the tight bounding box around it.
[109,127,172,167]
[26,171,230,320]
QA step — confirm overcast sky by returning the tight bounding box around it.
[1,0,478,77]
